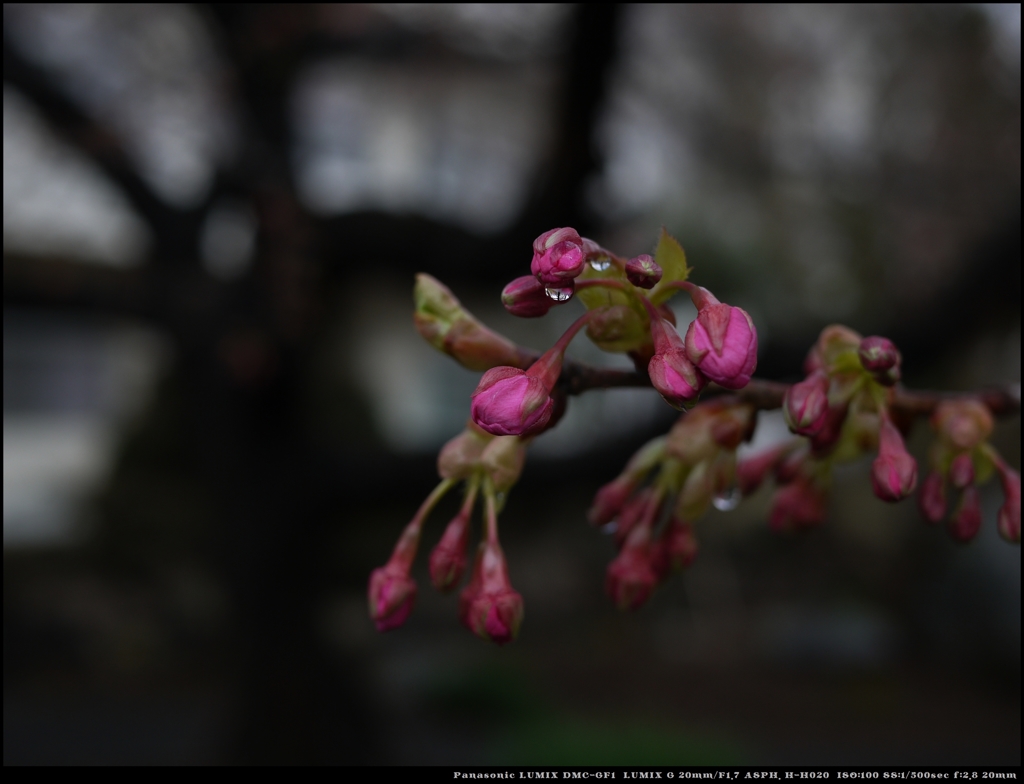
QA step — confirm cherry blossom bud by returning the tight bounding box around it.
[932,400,995,451]
[588,476,636,527]
[659,517,699,573]
[502,275,557,318]
[871,414,918,502]
[429,500,474,593]
[530,227,586,285]
[459,538,524,645]
[676,460,714,521]
[471,312,592,437]
[995,460,1020,543]
[471,367,554,437]
[679,284,758,390]
[806,325,863,375]
[625,254,662,289]
[605,526,658,610]
[769,478,827,532]
[414,274,531,371]
[948,486,982,543]
[917,471,947,524]
[948,453,975,490]
[737,443,794,495]
[809,401,851,457]
[783,371,830,436]
[612,488,655,548]
[368,564,417,632]
[858,336,901,382]
[643,299,707,409]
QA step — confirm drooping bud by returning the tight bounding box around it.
[531,227,586,285]
[917,471,947,524]
[809,400,851,457]
[994,458,1021,543]
[605,525,658,610]
[932,400,995,452]
[368,478,454,632]
[679,284,758,390]
[429,482,478,592]
[502,275,557,318]
[783,371,830,436]
[642,298,707,409]
[459,539,524,644]
[737,442,795,496]
[414,274,531,371]
[871,413,918,502]
[769,477,827,532]
[948,453,975,490]
[625,254,662,289]
[612,488,655,548]
[659,516,699,573]
[588,476,636,528]
[676,460,715,521]
[368,565,417,632]
[437,422,492,480]
[948,486,983,543]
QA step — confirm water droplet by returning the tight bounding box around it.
[589,256,611,272]
[601,521,618,535]
[495,492,507,506]
[712,488,742,511]
[545,287,573,302]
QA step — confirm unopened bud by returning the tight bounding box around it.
[871,414,918,502]
[995,460,1020,543]
[948,453,975,490]
[858,337,901,384]
[625,254,662,289]
[917,471,947,524]
[683,298,758,390]
[588,476,635,527]
[783,371,830,436]
[809,401,851,457]
[531,227,586,285]
[502,275,557,318]
[429,504,474,592]
[414,274,529,371]
[471,367,554,437]
[368,564,417,632]
[737,443,794,495]
[769,477,827,532]
[808,325,863,375]
[660,517,699,573]
[948,486,982,543]
[605,526,658,610]
[645,305,707,409]
[459,537,524,645]
[676,460,714,521]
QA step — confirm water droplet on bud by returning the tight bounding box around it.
[712,488,742,511]
[545,287,574,302]
[589,256,612,272]
[601,521,618,535]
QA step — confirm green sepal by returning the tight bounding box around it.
[649,228,691,305]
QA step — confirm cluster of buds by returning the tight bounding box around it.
[588,401,755,609]
[735,327,917,532]
[368,422,527,644]
[381,226,1018,645]
[919,400,1020,543]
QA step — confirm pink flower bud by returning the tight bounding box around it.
[530,227,586,285]
[471,367,554,437]
[917,471,947,524]
[769,477,827,532]
[429,490,476,592]
[368,564,417,632]
[948,486,982,543]
[644,303,707,409]
[605,527,658,610]
[948,453,975,490]
[680,286,758,390]
[625,254,662,289]
[459,538,523,645]
[783,371,830,436]
[612,488,655,548]
[737,443,793,495]
[588,476,636,527]
[996,462,1020,543]
[858,336,901,374]
[809,401,850,457]
[659,517,699,574]
[871,414,918,502]
[501,275,557,318]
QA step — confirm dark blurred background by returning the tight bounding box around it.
[3,4,1020,765]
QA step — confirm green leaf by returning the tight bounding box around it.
[649,228,691,305]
